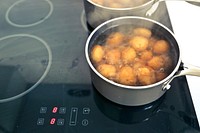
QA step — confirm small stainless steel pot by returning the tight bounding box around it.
[83,0,154,28]
[85,16,200,106]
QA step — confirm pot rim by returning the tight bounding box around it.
[85,16,182,90]
[87,0,154,11]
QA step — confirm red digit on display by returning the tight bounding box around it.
[52,107,58,113]
[50,118,56,125]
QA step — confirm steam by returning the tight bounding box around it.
[86,0,151,28]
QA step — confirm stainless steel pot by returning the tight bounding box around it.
[85,16,200,106]
[83,0,154,28]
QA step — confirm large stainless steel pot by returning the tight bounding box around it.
[83,0,154,28]
[85,16,200,106]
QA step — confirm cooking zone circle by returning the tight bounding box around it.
[93,87,164,124]
[5,0,53,28]
[0,34,52,103]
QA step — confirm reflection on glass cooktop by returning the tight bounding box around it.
[0,0,199,133]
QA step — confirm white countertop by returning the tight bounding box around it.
[166,1,200,125]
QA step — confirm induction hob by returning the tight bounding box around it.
[0,0,199,133]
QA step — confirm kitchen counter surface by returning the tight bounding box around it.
[166,0,200,125]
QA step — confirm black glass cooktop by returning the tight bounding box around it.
[0,0,199,133]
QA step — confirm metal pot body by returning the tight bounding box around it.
[91,69,166,106]
[83,0,154,28]
[85,16,182,106]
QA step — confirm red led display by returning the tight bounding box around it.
[50,118,56,125]
[52,107,58,113]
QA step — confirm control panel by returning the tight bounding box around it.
[36,106,91,127]
[14,84,98,133]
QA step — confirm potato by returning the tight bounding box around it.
[132,59,146,70]
[91,44,104,63]
[92,0,148,8]
[118,0,132,7]
[129,36,149,52]
[148,37,157,49]
[133,27,152,38]
[153,40,170,54]
[140,50,153,61]
[137,66,156,85]
[106,32,125,47]
[117,66,137,85]
[105,49,121,65]
[97,64,116,79]
[147,56,165,70]
[121,47,136,64]
[108,3,122,8]
[120,0,132,4]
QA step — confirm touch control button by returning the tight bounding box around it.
[69,107,78,126]
[83,108,90,114]
[57,119,65,126]
[82,119,89,126]
[37,118,44,125]
[59,107,66,114]
[40,107,47,114]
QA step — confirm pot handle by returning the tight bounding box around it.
[146,0,160,17]
[162,63,200,91]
